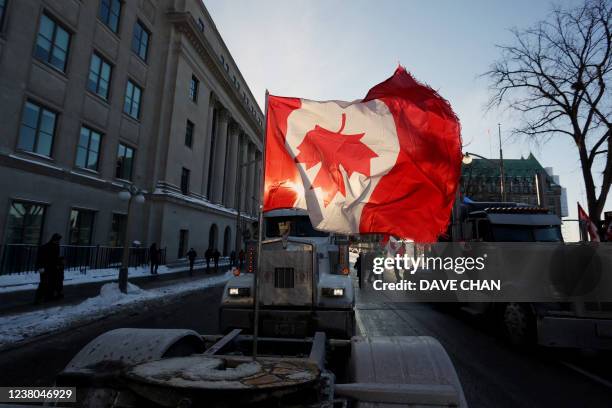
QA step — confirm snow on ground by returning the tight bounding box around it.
[0,260,231,294]
[0,272,231,348]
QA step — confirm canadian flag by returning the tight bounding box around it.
[578,203,601,242]
[263,67,462,242]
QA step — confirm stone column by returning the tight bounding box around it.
[240,134,248,212]
[253,150,262,215]
[225,123,239,208]
[212,109,229,204]
[202,97,217,199]
[246,142,255,215]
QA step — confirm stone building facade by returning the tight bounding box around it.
[0,0,263,262]
[460,153,567,218]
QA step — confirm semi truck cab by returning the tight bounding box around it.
[450,200,612,349]
[220,209,355,339]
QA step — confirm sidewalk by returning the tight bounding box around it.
[0,268,232,350]
[0,259,232,316]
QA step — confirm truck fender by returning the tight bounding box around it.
[346,335,468,407]
[63,328,205,374]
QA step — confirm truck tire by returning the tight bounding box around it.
[502,302,535,346]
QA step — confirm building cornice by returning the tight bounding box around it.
[166,11,263,141]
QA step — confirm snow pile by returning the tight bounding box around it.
[128,356,263,389]
[132,357,262,382]
[77,282,153,310]
[0,272,231,348]
[132,357,224,380]
[191,361,262,381]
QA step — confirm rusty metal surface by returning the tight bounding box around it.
[64,328,204,373]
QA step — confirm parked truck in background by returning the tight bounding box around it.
[447,199,612,349]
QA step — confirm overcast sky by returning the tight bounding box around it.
[204,0,610,239]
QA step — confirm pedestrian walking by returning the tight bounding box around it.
[230,250,236,267]
[53,256,65,299]
[149,242,160,275]
[213,248,220,272]
[355,251,362,289]
[34,233,61,304]
[187,248,197,276]
[238,249,245,269]
[205,247,213,273]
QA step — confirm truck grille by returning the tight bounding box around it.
[274,267,295,288]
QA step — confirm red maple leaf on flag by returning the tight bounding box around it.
[295,113,378,206]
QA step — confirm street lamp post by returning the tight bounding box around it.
[462,152,506,202]
[118,185,145,293]
[497,124,506,202]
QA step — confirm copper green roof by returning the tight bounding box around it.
[461,153,548,178]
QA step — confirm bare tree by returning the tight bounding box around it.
[486,0,611,234]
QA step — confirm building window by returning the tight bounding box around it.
[87,52,112,100]
[18,100,56,157]
[69,209,95,245]
[0,0,7,31]
[35,13,70,72]
[109,213,126,247]
[123,80,142,119]
[131,20,149,61]
[5,200,46,245]
[115,143,134,180]
[185,120,194,148]
[75,126,101,171]
[181,167,190,194]
[98,0,121,33]
[189,75,199,102]
[178,229,188,258]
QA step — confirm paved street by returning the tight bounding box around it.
[0,281,611,407]
[356,290,612,408]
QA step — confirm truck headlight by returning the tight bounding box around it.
[322,287,344,297]
[228,287,250,297]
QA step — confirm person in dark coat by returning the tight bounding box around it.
[355,251,362,289]
[205,247,213,273]
[213,248,220,272]
[53,256,65,299]
[230,250,236,267]
[187,248,197,276]
[35,233,61,303]
[149,243,160,275]
[238,249,245,269]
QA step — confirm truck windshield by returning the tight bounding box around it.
[491,225,562,242]
[265,216,329,238]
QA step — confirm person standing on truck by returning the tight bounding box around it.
[213,248,220,272]
[186,248,197,276]
[205,247,212,273]
[35,233,61,304]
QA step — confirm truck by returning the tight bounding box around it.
[447,199,612,349]
[220,209,356,339]
[49,209,468,407]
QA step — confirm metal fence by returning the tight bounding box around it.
[0,244,166,275]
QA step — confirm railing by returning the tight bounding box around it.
[0,244,166,275]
